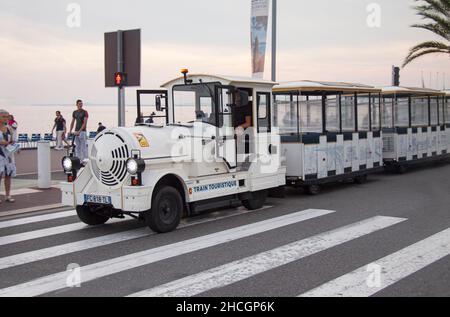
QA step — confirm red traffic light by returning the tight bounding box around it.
[114,72,127,87]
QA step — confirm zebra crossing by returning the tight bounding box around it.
[0,205,449,297]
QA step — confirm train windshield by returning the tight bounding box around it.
[172,83,219,127]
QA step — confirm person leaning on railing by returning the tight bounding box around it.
[0,109,17,204]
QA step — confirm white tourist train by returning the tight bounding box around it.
[60,71,450,233]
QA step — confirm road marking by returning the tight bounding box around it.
[129,216,406,297]
[0,209,335,297]
[0,211,76,230]
[0,206,273,270]
[0,218,124,247]
[300,228,450,297]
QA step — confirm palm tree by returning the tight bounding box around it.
[403,0,450,67]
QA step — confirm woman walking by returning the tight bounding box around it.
[0,109,16,204]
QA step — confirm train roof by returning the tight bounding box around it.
[381,86,445,96]
[273,80,381,93]
[161,74,277,88]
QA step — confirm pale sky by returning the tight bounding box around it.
[0,0,448,107]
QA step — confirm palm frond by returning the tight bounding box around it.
[403,47,449,67]
[403,0,450,68]
[412,23,449,40]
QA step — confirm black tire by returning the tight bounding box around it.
[396,165,407,174]
[76,205,110,226]
[242,190,268,210]
[354,175,368,184]
[146,186,183,233]
[305,184,321,195]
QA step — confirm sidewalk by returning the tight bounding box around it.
[0,171,67,217]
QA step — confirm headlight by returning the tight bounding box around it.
[126,158,146,175]
[62,156,81,173]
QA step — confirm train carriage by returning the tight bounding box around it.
[273,81,383,194]
[381,87,449,172]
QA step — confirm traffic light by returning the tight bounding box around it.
[114,72,127,87]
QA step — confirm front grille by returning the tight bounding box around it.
[90,132,130,187]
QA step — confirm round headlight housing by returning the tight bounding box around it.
[126,158,146,175]
[62,156,81,174]
[62,157,73,172]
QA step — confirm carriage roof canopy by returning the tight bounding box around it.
[381,86,445,96]
[274,80,381,93]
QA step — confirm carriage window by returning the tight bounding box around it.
[439,97,445,125]
[395,97,409,128]
[325,95,340,132]
[257,93,271,133]
[382,97,394,129]
[357,96,370,132]
[430,97,438,126]
[446,97,450,124]
[274,94,298,135]
[300,96,323,133]
[371,95,381,131]
[411,97,428,127]
[341,95,355,132]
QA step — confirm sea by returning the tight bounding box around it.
[9,105,157,135]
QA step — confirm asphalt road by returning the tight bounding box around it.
[0,161,450,297]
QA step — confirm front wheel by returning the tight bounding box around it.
[76,205,110,226]
[146,186,183,233]
[242,190,268,210]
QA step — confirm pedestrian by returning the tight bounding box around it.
[51,111,67,150]
[0,109,17,204]
[8,115,18,142]
[7,114,18,158]
[69,100,89,162]
[97,122,106,134]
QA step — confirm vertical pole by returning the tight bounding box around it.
[271,0,277,82]
[117,30,126,127]
[37,141,51,189]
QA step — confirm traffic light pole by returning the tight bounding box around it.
[117,30,126,127]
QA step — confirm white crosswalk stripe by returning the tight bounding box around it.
[299,228,450,297]
[0,218,124,247]
[0,209,335,297]
[0,206,273,270]
[129,216,406,297]
[0,210,76,230]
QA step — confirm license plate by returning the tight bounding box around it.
[84,194,112,205]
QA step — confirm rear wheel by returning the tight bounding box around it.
[76,205,110,226]
[305,184,321,195]
[146,186,183,233]
[242,190,268,210]
[396,165,407,174]
[354,175,368,184]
